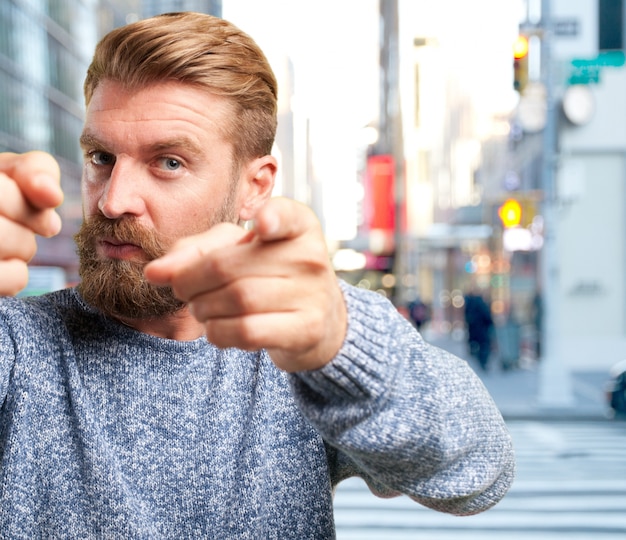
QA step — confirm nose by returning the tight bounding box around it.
[98,157,147,219]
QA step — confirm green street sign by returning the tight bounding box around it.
[568,65,600,84]
[567,51,625,85]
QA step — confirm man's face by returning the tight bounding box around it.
[76,80,241,321]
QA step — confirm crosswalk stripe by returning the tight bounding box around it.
[333,420,626,539]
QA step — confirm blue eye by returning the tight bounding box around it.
[160,157,181,171]
[166,158,180,170]
[91,151,115,166]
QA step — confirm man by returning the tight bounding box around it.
[464,287,495,371]
[0,12,514,538]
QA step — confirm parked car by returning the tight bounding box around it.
[606,360,626,419]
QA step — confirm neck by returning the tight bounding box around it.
[116,307,206,341]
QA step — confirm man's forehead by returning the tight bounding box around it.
[81,81,233,153]
[87,79,234,114]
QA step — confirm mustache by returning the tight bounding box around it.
[75,215,170,261]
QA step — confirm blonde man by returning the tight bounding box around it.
[0,12,514,538]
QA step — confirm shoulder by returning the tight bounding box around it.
[0,288,89,337]
[1,287,77,316]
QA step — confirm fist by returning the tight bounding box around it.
[0,151,64,296]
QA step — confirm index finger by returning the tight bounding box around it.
[144,222,249,287]
[252,197,319,243]
[0,151,64,210]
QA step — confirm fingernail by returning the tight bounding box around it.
[32,174,54,188]
[261,213,279,237]
[34,175,63,203]
[48,211,62,236]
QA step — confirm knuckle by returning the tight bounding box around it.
[234,317,265,350]
[230,283,257,312]
[12,270,29,295]
[209,256,232,282]
[18,151,60,179]
[297,238,329,270]
[22,234,37,262]
[224,316,265,351]
[0,174,21,209]
[0,219,37,261]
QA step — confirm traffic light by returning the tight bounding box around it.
[513,35,529,93]
[499,199,522,228]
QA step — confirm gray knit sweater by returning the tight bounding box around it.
[0,282,514,539]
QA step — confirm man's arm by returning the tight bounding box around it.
[289,282,515,516]
[146,196,514,515]
[0,152,64,296]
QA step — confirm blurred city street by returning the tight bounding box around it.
[334,418,626,539]
[426,330,612,421]
[334,331,626,539]
[3,0,626,537]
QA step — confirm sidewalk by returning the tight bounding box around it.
[425,331,614,421]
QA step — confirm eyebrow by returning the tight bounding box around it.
[79,132,109,151]
[79,132,204,157]
[147,137,204,157]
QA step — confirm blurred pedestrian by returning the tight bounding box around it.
[408,297,430,331]
[464,288,494,371]
[531,288,543,359]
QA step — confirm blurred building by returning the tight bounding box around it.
[0,1,221,283]
[0,0,101,281]
[396,0,626,375]
[541,0,626,372]
[392,0,523,335]
[141,0,221,17]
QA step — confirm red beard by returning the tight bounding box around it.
[74,215,184,320]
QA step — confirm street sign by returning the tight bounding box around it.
[568,64,600,85]
[554,18,579,37]
[567,50,625,85]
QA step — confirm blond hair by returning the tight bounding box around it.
[84,12,278,165]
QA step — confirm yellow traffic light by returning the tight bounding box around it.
[513,35,529,59]
[499,199,522,228]
[513,35,529,93]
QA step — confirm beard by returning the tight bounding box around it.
[75,197,238,322]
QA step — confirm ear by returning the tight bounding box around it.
[238,155,277,222]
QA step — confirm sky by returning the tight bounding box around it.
[223,0,379,239]
[221,0,524,240]
[222,0,380,128]
[397,0,525,143]
[222,0,523,131]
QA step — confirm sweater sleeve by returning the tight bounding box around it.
[288,280,515,516]
[0,299,19,403]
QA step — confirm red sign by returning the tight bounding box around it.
[364,154,395,232]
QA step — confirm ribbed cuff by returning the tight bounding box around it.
[292,280,403,404]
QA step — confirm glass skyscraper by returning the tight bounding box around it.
[0,1,101,279]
